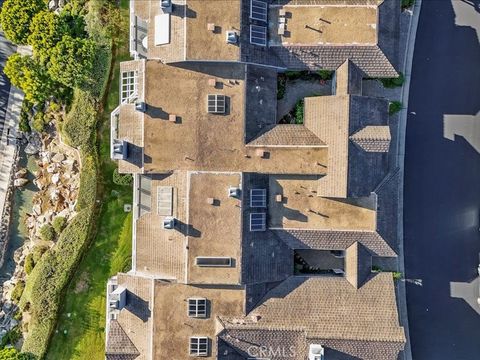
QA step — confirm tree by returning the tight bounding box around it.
[28,11,65,64]
[48,35,96,87]
[0,0,45,44]
[28,10,87,64]
[4,54,57,104]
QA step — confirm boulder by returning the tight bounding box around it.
[51,152,65,163]
[51,173,60,184]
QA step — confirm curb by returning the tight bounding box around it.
[397,1,423,360]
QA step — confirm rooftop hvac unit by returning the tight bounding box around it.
[309,344,324,360]
[163,216,176,229]
[135,101,146,112]
[228,187,241,198]
[109,299,120,309]
[226,30,238,44]
[112,140,128,160]
[160,0,172,13]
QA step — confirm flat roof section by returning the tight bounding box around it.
[186,172,242,285]
[142,61,328,174]
[268,175,377,231]
[134,172,188,280]
[153,282,245,360]
[185,0,241,61]
[269,3,378,46]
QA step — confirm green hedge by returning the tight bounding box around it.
[21,102,99,359]
[62,89,97,148]
[20,206,95,357]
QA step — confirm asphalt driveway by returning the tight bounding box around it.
[404,0,480,359]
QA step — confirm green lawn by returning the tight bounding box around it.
[45,2,132,359]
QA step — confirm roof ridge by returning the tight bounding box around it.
[106,319,140,357]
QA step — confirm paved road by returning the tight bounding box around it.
[404,0,480,359]
[0,19,15,135]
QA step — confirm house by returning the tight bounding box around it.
[106,1,405,359]
[129,0,399,77]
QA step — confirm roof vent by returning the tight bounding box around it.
[226,30,238,44]
[135,101,146,112]
[228,187,241,198]
[309,344,325,360]
[163,216,175,229]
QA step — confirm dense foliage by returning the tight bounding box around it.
[0,347,36,359]
[62,89,97,148]
[0,0,45,44]
[4,54,59,105]
[113,168,133,186]
[39,224,55,242]
[51,217,67,235]
[48,36,96,87]
[20,207,95,357]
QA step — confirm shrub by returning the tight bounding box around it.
[52,216,67,235]
[62,89,97,148]
[11,281,25,303]
[81,42,112,99]
[113,168,133,186]
[380,72,405,88]
[31,111,47,133]
[19,100,32,133]
[32,245,48,264]
[317,69,333,80]
[0,347,35,359]
[76,149,98,210]
[389,101,403,115]
[284,70,303,81]
[21,208,95,357]
[24,254,35,275]
[39,224,55,242]
[401,0,415,9]
[294,99,304,124]
[393,271,403,280]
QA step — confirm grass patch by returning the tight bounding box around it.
[380,72,405,88]
[389,101,403,115]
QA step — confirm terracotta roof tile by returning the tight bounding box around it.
[350,125,391,152]
[248,125,326,147]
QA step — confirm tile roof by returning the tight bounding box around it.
[315,338,405,360]
[304,95,350,197]
[304,94,390,198]
[218,329,308,360]
[105,320,140,360]
[241,173,294,285]
[335,59,364,96]
[112,274,154,360]
[222,273,405,344]
[273,229,397,257]
[345,242,373,289]
[248,124,326,147]
[240,0,399,78]
[350,125,392,152]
